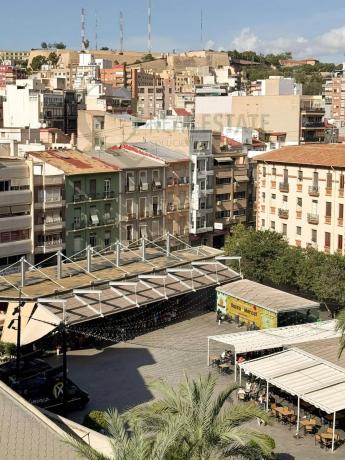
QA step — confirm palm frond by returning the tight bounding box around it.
[220,401,272,428]
[336,308,345,357]
[104,409,130,459]
[63,434,111,460]
[220,426,275,459]
[209,381,239,422]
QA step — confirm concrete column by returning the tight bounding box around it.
[86,245,92,273]
[20,257,26,288]
[115,241,121,267]
[57,251,63,279]
[166,232,171,256]
[141,237,146,261]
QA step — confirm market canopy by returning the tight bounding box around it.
[208,320,339,354]
[240,348,345,414]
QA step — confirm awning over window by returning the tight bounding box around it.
[215,157,233,163]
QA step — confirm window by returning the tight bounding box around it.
[326,172,332,189]
[139,171,148,190]
[339,204,344,219]
[283,196,288,202]
[283,168,288,183]
[313,171,319,186]
[272,167,276,176]
[312,229,317,243]
[139,197,146,218]
[126,225,133,242]
[297,226,302,236]
[298,169,303,182]
[126,172,135,192]
[89,179,96,196]
[152,170,160,185]
[326,202,332,217]
[262,192,266,200]
[325,232,331,248]
[90,206,99,225]
[74,236,83,252]
[282,224,287,236]
[104,231,111,247]
[271,221,275,230]
[297,197,302,208]
[104,203,111,221]
[126,199,133,216]
[340,174,345,190]
[271,194,276,200]
[193,141,209,151]
[234,191,246,199]
[89,234,97,247]
[216,194,230,202]
[263,166,266,177]
[152,196,159,216]
[104,179,111,194]
[74,181,81,195]
[311,200,318,215]
[261,219,265,228]
[339,235,343,251]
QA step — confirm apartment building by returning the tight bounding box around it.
[189,130,214,245]
[256,145,345,254]
[0,158,33,268]
[300,96,327,143]
[28,149,119,260]
[0,50,30,62]
[0,65,26,88]
[131,142,190,241]
[323,66,345,127]
[136,74,164,118]
[74,53,100,91]
[212,133,251,247]
[93,146,166,244]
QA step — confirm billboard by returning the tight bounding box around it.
[217,292,277,329]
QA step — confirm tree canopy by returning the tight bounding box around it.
[225,224,345,309]
[31,55,48,71]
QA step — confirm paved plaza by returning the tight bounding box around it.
[50,312,345,460]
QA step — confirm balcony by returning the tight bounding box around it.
[279,182,289,193]
[152,209,163,217]
[271,181,276,189]
[0,215,32,232]
[125,185,137,193]
[301,122,325,128]
[139,212,149,220]
[35,241,65,254]
[1,190,32,207]
[296,210,302,219]
[278,208,289,219]
[325,216,332,225]
[339,189,344,198]
[74,192,116,202]
[73,219,87,230]
[35,220,65,232]
[270,207,276,214]
[338,218,344,227]
[126,213,137,221]
[308,185,320,197]
[297,184,303,192]
[307,214,319,225]
[0,239,32,259]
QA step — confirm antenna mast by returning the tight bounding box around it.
[120,11,124,53]
[81,8,86,51]
[148,0,152,54]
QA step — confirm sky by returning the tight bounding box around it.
[3,0,345,62]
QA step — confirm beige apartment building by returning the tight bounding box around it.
[0,158,33,268]
[131,142,191,241]
[256,145,345,254]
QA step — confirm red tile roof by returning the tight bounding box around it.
[255,144,345,168]
[221,136,243,148]
[173,108,192,117]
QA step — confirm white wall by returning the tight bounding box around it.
[3,85,40,128]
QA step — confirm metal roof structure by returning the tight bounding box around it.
[208,320,339,354]
[37,261,240,326]
[240,348,345,415]
[0,240,224,300]
[217,279,320,313]
[132,142,190,163]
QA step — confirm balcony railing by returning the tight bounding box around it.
[73,192,116,202]
[152,209,163,217]
[279,182,289,193]
[307,213,319,225]
[126,213,137,220]
[278,208,289,219]
[302,122,325,128]
[308,185,320,197]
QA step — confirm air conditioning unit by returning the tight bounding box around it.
[217,201,222,205]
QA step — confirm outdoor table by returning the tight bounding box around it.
[218,363,231,374]
[320,432,337,440]
[275,407,294,416]
[209,355,219,365]
[300,419,317,427]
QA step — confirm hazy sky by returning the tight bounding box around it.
[2,0,345,62]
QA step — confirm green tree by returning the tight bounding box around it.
[101,47,109,51]
[142,53,155,62]
[224,224,288,282]
[41,41,48,49]
[54,42,66,49]
[30,55,48,71]
[48,52,60,67]
[67,408,182,460]
[127,374,274,460]
[336,309,345,357]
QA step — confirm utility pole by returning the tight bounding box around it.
[81,8,86,51]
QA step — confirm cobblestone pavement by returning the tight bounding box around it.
[51,312,344,459]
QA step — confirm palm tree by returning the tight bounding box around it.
[336,308,345,357]
[127,373,275,460]
[66,408,183,460]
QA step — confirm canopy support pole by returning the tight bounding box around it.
[234,351,237,381]
[239,366,242,385]
[296,397,300,436]
[332,411,336,452]
[266,381,269,411]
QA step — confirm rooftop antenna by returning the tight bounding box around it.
[120,11,124,54]
[81,8,86,51]
[148,0,152,54]
[200,9,203,50]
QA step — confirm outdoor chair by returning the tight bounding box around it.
[314,434,321,446]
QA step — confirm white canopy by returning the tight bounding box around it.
[240,348,345,414]
[208,320,339,354]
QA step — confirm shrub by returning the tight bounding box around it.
[83,410,108,432]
